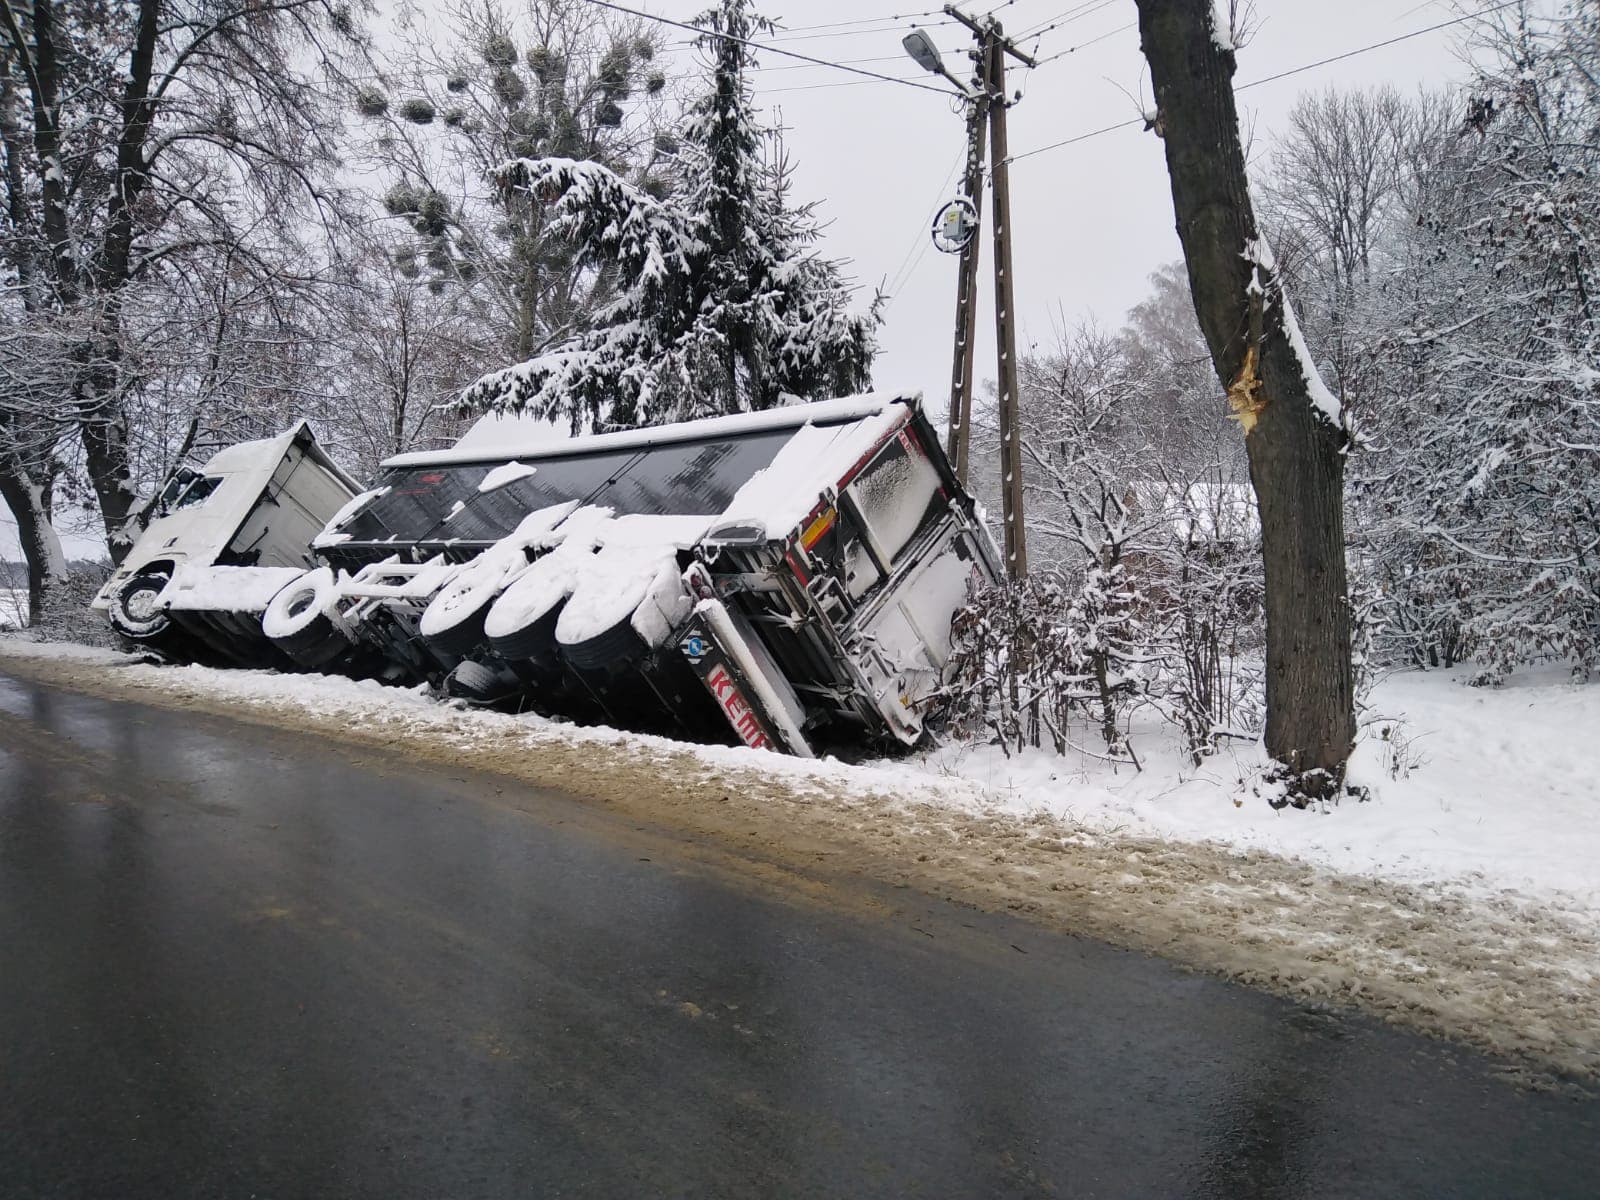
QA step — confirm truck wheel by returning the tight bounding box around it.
[419,568,504,658]
[559,615,647,675]
[486,598,566,666]
[444,659,525,705]
[108,571,173,640]
[263,568,348,670]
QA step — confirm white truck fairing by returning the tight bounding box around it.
[94,422,358,613]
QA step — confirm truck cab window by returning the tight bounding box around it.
[159,469,222,514]
[843,434,944,569]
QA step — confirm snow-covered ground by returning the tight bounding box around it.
[918,665,1600,915]
[2,636,1597,1081]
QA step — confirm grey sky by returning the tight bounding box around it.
[0,0,1479,566]
[650,0,1472,417]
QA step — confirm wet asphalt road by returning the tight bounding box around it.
[1,671,1598,1199]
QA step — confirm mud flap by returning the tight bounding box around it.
[679,598,814,758]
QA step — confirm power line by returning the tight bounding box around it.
[760,16,959,44]
[1235,0,1521,93]
[770,9,945,36]
[1004,0,1524,166]
[753,47,962,75]
[886,147,966,298]
[574,0,960,96]
[1032,20,1134,67]
[764,74,928,95]
[1013,0,1118,40]
[1004,114,1144,166]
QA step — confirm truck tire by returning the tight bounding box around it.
[444,658,525,705]
[419,567,504,658]
[108,571,173,641]
[263,568,349,670]
[487,598,566,666]
[558,615,648,675]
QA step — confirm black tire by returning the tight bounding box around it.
[422,596,495,658]
[277,618,349,671]
[487,598,566,666]
[558,614,648,675]
[264,571,349,670]
[444,659,526,705]
[108,571,173,641]
[420,565,510,658]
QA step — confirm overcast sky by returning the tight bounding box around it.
[645,0,1474,418]
[2,0,1484,566]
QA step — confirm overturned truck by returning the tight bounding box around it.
[106,394,1000,756]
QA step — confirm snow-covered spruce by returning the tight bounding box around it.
[462,0,880,432]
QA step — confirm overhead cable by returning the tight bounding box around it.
[574,0,960,96]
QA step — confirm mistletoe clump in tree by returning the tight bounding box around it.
[354,0,672,365]
[463,0,881,430]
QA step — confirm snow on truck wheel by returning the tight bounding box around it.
[418,559,509,658]
[262,567,348,668]
[555,548,691,674]
[482,550,588,666]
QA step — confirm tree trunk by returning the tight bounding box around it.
[77,328,141,564]
[0,458,68,627]
[1134,0,1355,801]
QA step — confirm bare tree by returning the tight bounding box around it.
[0,0,359,621]
[320,240,485,477]
[353,0,671,367]
[1134,0,1355,803]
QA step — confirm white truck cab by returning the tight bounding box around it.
[94,422,358,652]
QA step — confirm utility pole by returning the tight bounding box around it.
[943,6,1032,579]
[945,54,988,487]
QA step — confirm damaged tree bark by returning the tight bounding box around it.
[1134,0,1355,802]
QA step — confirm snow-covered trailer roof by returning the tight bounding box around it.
[318,393,921,554]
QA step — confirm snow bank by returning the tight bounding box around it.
[918,665,1600,912]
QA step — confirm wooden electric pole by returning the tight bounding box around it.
[985,30,1029,579]
[945,52,988,487]
[944,6,1033,579]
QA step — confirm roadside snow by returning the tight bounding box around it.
[916,665,1600,914]
[3,636,1592,918]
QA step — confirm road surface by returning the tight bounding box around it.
[1,670,1597,1199]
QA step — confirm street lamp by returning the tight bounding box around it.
[901,29,975,98]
